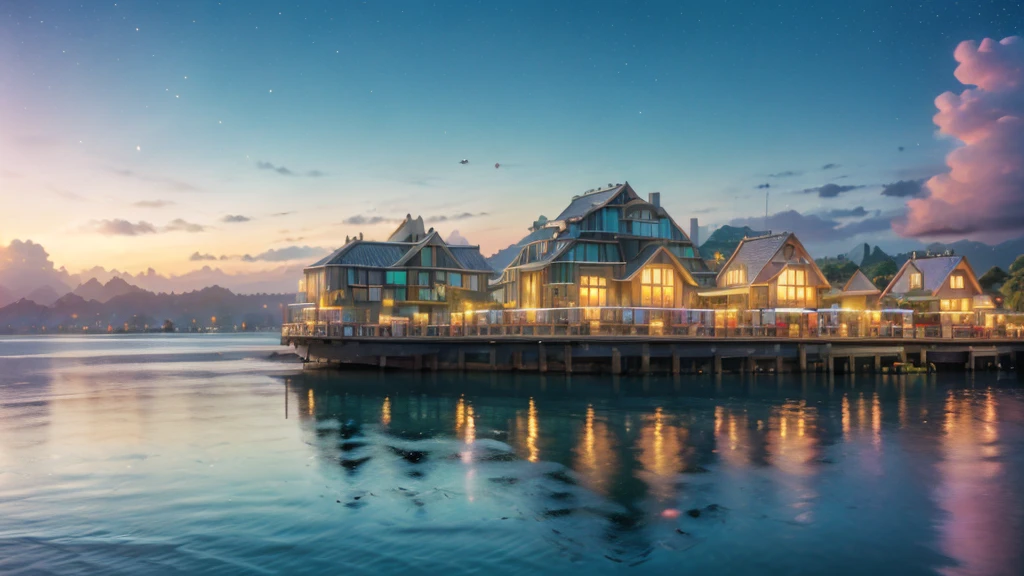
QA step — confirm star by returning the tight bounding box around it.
[136,145,141,151]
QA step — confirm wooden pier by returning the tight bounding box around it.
[282,335,1024,376]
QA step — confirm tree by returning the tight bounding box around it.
[1000,255,1024,311]
[1010,255,1024,274]
[978,266,1009,291]
[866,259,898,289]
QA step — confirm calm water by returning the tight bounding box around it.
[1,335,1023,575]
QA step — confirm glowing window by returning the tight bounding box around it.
[641,267,674,307]
[910,272,922,290]
[580,275,607,307]
[950,275,964,289]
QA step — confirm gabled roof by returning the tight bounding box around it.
[554,182,633,221]
[448,245,493,272]
[716,232,829,288]
[309,242,410,268]
[880,255,980,299]
[392,230,461,268]
[716,232,789,285]
[841,269,881,296]
[617,244,698,286]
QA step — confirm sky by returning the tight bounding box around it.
[1,1,1023,293]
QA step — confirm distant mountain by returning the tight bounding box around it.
[893,237,1024,273]
[699,225,767,262]
[844,243,891,269]
[486,244,519,274]
[25,285,61,306]
[0,285,294,334]
[73,277,143,303]
[0,285,12,308]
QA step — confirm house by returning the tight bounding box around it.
[700,232,830,310]
[879,253,982,312]
[491,182,713,310]
[299,215,493,325]
[829,269,881,311]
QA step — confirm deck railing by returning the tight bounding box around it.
[281,306,1024,341]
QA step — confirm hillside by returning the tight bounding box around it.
[893,237,1024,273]
[73,277,143,303]
[698,225,767,262]
[0,285,293,334]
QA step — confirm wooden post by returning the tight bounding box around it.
[379,355,387,369]
[458,350,466,371]
[430,354,439,371]
[827,355,834,375]
[564,344,572,374]
[775,355,783,374]
[968,348,975,372]
[848,356,856,374]
[798,344,807,373]
[641,344,650,374]
[919,348,927,367]
[513,350,523,370]
[745,356,755,373]
[489,347,497,371]
[671,352,680,375]
[874,355,881,372]
[713,354,723,375]
[414,355,423,371]
[538,343,547,373]
[611,348,622,375]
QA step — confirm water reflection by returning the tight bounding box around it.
[3,335,1023,575]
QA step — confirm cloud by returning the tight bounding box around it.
[133,200,174,208]
[271,211,295,217]
[425,212,488,223]
[799,183,864,198]
[445,229,471,246]
[221,214,251,223]
[0,239,75,301]
[896,36,1024,242]
[821,206,871,219]
[768,170,802,178]
[342,214,402,226]
[881,179,928,198]
[112,169,199,192]
[821,163,840,170]
[729,209,895,243]
[239,246,330,262]
[90,219,158,236]
[190,252,218,261]
[256,161,325,178]
[163,219,206,233]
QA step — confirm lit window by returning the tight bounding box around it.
[776,267,814,307]
[641,267,674,307]
[910,272,922,290]
[580,275,607,307]
[950,275,964,289]
[726,267,747,286]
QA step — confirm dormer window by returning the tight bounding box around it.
[950,275,964,289]
[726,266,747,286]
[910,272,922,290]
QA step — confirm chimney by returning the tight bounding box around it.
[690,218,700,248]
[648,192,661,208]
[911,251,917,260]
[359,232,363,241]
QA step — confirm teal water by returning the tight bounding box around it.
[1,334,1023,575]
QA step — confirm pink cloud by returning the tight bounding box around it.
[896,36,1024,243]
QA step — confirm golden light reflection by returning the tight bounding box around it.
[527,398,539,462]
[381,396,391,426]
[898,383,908,428]
[857,393,867,432]
[307,389,315,416]
[573,404,617,495]
[456,396,465,432]
[842,394,850,439]
[465,405,475,444]
[715,407,751,469]
[637,407,686,500]
[872,393,881,447]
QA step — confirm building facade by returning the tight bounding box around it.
[880,254,983,312]
[298,215,493,326]
[491,182,713,310]
[701,232,830,309]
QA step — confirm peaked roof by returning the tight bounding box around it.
[841,269,881,296]
[554,182,631,221]
[448,245,493,272]
[881,255,980,298]
[717,232,790,284]
[618,244,698,286]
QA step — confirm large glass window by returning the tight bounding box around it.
[776,268,814,307]
[580,275,607,307]
[449,272,462,287]
[641,267,674,307]
[420,247,433,267]
[386,270,407,285]
[726,266,746,286]
[950,274,964,289]
[910,272,923,290]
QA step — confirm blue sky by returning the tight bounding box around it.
[1,0,1022,286]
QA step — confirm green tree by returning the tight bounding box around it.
[978,266,1009,290]
[865,259,898,289]
[1000,255,1024,311]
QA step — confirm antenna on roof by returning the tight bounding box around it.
[764,190,769,233]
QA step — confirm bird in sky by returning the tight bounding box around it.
[494,162,500,169]
[459,159,469,165]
